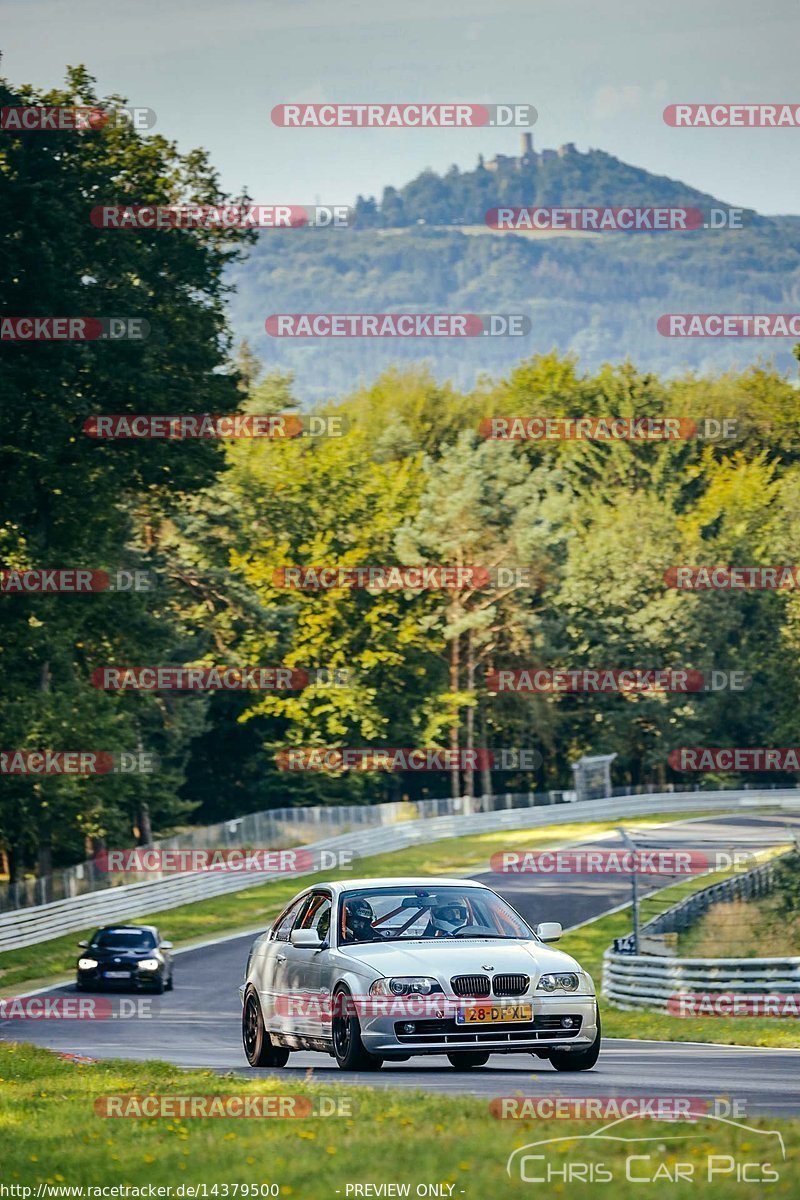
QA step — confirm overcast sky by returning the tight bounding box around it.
[3,0,799,214]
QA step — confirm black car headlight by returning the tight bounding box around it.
[370,977,441,997]
[77,957,98,970]
[537,972,581,992]
[137,958,161,972]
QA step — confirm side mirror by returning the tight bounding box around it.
[290,928,323,948]
[78,940,88,948]
[536,922,562,943]
[160,941,173,950]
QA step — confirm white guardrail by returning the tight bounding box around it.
[2,790,799,952]
[603,953,800,1010]
[602,843,800,1009]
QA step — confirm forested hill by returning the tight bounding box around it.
[227,144,798,400]
[351,144,752,228]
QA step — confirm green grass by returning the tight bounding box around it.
[678,894,800,959]
[560,859,800,1049]
[1,1042,798,1200]
[0,811,723,995]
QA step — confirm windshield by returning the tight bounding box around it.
[91,929,157,951]
[338,886,532,944]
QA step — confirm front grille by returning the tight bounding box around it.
[451,974,491,997]
[393,1014,582,1044]
[492,973,529,996]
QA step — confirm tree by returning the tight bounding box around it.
[0,65,250,878]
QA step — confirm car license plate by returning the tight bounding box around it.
[456,1003,532,1025]
[103,970,131,979]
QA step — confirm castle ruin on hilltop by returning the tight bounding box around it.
[479,133,577,171]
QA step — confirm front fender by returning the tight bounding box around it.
[332,968,378,1002]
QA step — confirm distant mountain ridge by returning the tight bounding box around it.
[227,141,797,400]
[352,136,757,228]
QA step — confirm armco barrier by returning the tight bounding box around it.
[1,789,798,952]
[2,791,520,912]
[603,953,800,1010]
[603,849,800,1009]
[4,781,777,913]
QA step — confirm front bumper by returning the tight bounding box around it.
[77,965,162,989]
[359,995,598,1056]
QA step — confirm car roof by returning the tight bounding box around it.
[303,877,491,895]
[94,924,158,934]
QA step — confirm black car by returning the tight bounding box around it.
[76,924,174,993]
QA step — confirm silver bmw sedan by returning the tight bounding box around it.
[240,876,600,1072]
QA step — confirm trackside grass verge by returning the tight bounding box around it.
[0,1042,797,1200]
[0,811,733,994]
[559,855,800,1049]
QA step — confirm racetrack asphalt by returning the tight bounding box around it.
[3,812,800,1115]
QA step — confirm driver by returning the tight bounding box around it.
[427,898,469,937]
[344,897,376,942]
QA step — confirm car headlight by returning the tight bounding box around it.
[137,958,161,972]
[369,977,441,996]
[537,972,581,992]
[78,958,98,970]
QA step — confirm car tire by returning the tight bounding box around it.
[332,987,383,1071]
[151,977,165,995]
[166,973,174,991]
[446,1052,490,1070]
[548,1011,601,1073]
[75,980,85,992]
[242,987,291,1068]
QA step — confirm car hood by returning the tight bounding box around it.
[339,938,583,982]
[84,948,159,962]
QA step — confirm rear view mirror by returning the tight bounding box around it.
[78,940,88,948]
[160,941,173,950]
[536,922,562,943]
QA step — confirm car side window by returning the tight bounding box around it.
[272,896,308,943]
[299,894,332,940]
[315,902,331,941]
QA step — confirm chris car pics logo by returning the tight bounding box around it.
[506,1114,784,1184]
